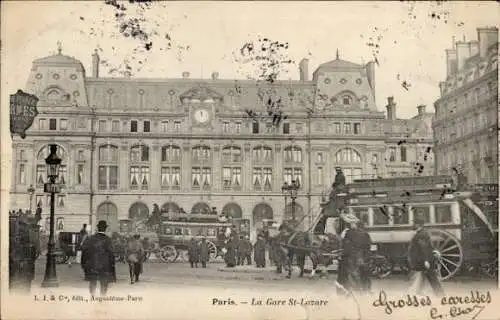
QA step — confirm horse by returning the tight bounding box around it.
[271,225,311,279]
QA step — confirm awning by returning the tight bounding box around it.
[462,198,494,234]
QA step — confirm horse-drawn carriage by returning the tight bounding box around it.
[270,174,498,282]
[156,213,232,263]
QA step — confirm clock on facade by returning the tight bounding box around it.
[194,108,210,124]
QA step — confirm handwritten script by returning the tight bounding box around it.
[372,290,491,320]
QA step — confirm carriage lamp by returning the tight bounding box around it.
[41,144,62,288]
[282,180,300,221]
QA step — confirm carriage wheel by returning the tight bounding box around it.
[159,245,178,263]
[206,241,217,261]
[480,258,498,279]
[427,229,463,281]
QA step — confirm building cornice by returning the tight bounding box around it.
[432,95,497,127]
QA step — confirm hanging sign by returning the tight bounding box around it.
[10,90,39,139]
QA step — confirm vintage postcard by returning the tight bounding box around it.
[1,1,499,319]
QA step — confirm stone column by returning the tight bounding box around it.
[213,144,221,191]
[120,142,129,191]
[182,143,191,192]
[150,141,160,191]
[244,143,251,192]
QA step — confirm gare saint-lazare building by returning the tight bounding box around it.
[10,47,434,240]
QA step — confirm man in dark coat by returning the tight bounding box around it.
[254,235,266,268]
[224,235,237,268]
[126,234,145,284]
[408,215,444,296]
[188,237,200,268]
[238,235,253,265]
[199,237,210,268]
[81,220,116,297]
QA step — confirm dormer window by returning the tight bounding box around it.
[343,95,352,106]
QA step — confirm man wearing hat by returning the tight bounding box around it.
[126,234,145,284]
[199,237,210,268]
[81,220,116,297]
[408,214,444,296]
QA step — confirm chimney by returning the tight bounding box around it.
[182,71,190,79]
[417,105,426,116]
[456,41,471,72]
[386,96,396,120]
[92,49,100,78]
[477,27,499,58]
[439,82,446,96]
[445,49,457,77]
[469,41,479,57]
[299,58,309,81]
[211,72,219,80]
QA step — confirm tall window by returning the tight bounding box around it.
[284,168,302,186]
[39,119,47,130]
[36,165,46,186]
[130,145,150,190]
[59,166,67,185]
[161,167,181,189]
[223,122,229,133]
[18,164,26,184]
[222,167,242,189]
[400,146,407,162]
[283,123,290,134]
[284,146,302,163]
[334,122,341,134]
[344,123,351,134]
[143,120,151,133]
[317,167,323,185]
[174,121,181,132]
[335,148,361,163]
[99,120,107,132]
[49,118,57,130]
[161,145,181,162]
[112,120,120,132]
[76,164,84,184]
[192,167,211,188]
[98,145,119,190]
[60,119,68,130]
[192,146,211,162]
[130,120,138,132]
[353,123,361,134]
[388,147,396,162]
[340,167,363,184]
[253,168,272,191]
[252,122,259,134]
[235,122,241,133]
[342,95,352,106]
[253,146,273,163]
[222,146,241,162]
[161,121,168,133]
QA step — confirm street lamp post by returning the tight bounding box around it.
[27,184,35,213]
[282,180,300,221]
[41,144,62,288]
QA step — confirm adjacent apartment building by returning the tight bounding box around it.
[10,48,433,238]
[433,27,498,184]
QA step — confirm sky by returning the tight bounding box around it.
[1,1,499,122]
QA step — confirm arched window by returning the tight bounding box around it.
[161,145,181,162]
[192,146,211,162]
[335,148,362,163]
[97,202,118,232]
[252,203,274,227]
[284,146,302,163]
[222,146,241,162]
[98,144,119,190]
[191,202,212,215]
[36,145,67,187]
[252,146,273,163]
[130,144,150,190]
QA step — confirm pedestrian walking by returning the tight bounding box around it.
[126,234,145,284]
[224,235,237,268]
[81,220,116,297]
[238,235,253,265]
[188,237,200,268]
[76,223,88,264]
[408,215,445,296]
[254,235,266,268]
[199,237,210,268]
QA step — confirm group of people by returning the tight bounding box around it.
[335,211,444,297]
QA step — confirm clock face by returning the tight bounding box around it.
[194,109,210,124]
